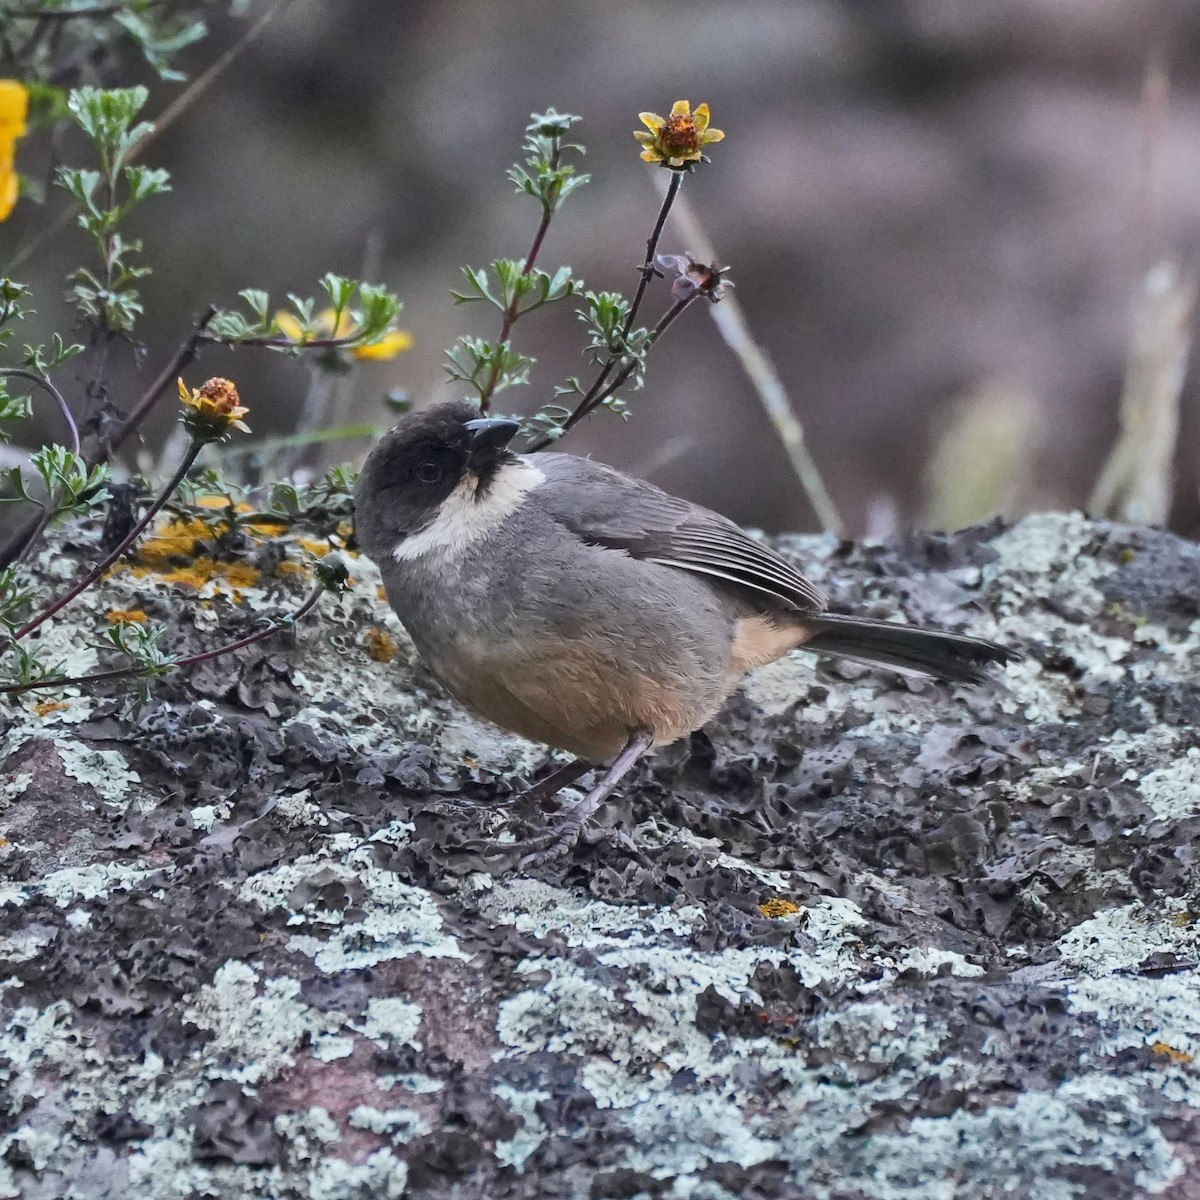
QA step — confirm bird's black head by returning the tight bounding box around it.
[353,401,523,561]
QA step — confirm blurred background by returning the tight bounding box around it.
[3,0,1200,538]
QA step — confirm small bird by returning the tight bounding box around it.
[354,401,1015,853]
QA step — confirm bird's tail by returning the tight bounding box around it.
[800,614,1017,684]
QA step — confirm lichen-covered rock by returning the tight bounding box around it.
[1,510,1197,1199]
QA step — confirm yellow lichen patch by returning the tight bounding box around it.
[135,516,223,566]
[275,560,309,578]
[376,586,388,602]
[759,898,801,919]
[298,537,334,558]
[128,555,261,597]
[1171,910,1192,928]
[243,519,285,537]
[1151,1042,1194,1065]
[106,609,148,625]
[364,627,398,663]
[33,700,69,718]
[195,495,250,512]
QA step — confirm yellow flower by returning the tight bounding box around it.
[274,308,413,361]
[0,80,28,136]
[0,79,28,222]
[178,376,250,441]
[0,171,17,223]
[351,328,414,360]
[634,100,724,169]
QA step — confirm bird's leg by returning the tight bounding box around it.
[519,758,593,807]
[516,728,655,863]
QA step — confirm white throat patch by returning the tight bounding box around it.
[391,457,545,563]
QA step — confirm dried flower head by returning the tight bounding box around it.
[657,253,733,302]
[178,376,250,441]
[275,308,413,361]
[634,100,724,169]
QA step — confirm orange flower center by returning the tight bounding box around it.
[197,378,241,415]
[660,113,700,155]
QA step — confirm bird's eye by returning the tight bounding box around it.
[415,460,443,484]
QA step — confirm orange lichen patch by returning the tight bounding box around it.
[758,898,801,919]
[134,516,219,566]
[192,497,282,539]
[1151,1042,1194,1065]
[34,700,69,717]
[243,519,285,537]
[364,627,398,663]
[297,537,332,558]
[195,495,251,512]
[106,609,148,625]
[275,560,309,578]
[376,586,388,601]
[126,555,261,596]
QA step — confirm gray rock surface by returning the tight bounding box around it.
[1,509,1198,1199]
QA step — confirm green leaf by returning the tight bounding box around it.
[124,165,171,205]
[321,273,356,317]
[0,464,35,504]
[444,337,533,399]
[0,389,33,439]
[238,289,271,325]
[451,265,500,308]
[112,11,207,83]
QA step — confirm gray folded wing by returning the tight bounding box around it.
[530,453,827,613]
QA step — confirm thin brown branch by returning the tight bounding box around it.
[625,169,682,334]
[0,306,216,571]
[197,331,371,351]
[2,2,174,19]
[109,305,216,454]
[0,366,80,458]
[4,438,203,649]
[2,579,325,697]
[527,291,700,451]
[476,145,563,413]
[6,0,296,274]
[529,169,683,449]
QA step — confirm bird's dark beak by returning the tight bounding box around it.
[463,416,521,461]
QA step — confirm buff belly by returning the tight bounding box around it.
[422,637,717,762]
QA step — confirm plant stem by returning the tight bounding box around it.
[476,142,563,413]
[5,0,296,275]
[527,291,699,451]
[4,439,203,649]
[198,332,376,350]
[0,367,80,458]
[2,581,325,697]
[1,308,220,577]
[108,305,217,456]
[2,2,177,19]
[529,169,683,449]
[0,368,84,570]
[0,306,218,571]
[625,169,682,334]
[591,292,699,407]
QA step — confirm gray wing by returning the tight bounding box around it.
[529,453,827,613]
